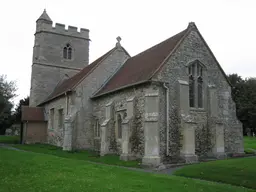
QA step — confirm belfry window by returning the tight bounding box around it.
[188,61,204,108]
[63,43,72,60]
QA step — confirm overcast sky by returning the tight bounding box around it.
[1,0,255,105]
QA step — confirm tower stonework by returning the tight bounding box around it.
[30,10,90,107]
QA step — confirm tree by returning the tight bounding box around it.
[0,75,16,135]
[228,74,256,135]
[13,96,29,124]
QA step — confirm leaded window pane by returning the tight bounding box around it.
[192,63,196,76]
[63,44,72,60]
[63,47,67,59]
[189,75,195,107]
[188,61,204,108]
[68,48,72,60]
[198,77,203,108]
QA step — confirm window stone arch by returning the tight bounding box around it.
[187,60,206,108]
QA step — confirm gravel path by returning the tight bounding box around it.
[0,143,26,151]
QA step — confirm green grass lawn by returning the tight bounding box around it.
[0,148,253,192]
[174,157,256,189]
[0,135,19,144]
[244,136,256,150]
[13,143,141,168]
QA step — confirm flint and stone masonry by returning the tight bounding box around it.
[23,10,244,167]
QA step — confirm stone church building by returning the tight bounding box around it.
[22,10,244,166]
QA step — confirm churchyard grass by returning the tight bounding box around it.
[244,136,256,150]
[0,135,19,144]
[13,143,141,168]
[174,157,256,189]
[244,148,256,154]
[0,148,253,192]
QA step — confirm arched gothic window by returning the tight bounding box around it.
[117,114,122,139]
[188,61,204,108]
[63,43,72,60]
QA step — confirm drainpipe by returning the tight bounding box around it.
[163,83,169,156]
[65,92,68,115]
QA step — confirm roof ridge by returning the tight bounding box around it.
[44,75,72,101]
[131,29,187,60]
[92,27,189,98]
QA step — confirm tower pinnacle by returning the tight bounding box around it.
[37,9,52,23]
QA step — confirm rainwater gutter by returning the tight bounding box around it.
[65,91,71,115]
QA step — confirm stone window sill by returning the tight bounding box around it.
[62,58,74,62]
[94,137,100,140]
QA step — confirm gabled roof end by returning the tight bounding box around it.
[187,22,198,30]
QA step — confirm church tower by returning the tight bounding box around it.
[30,10,90,106]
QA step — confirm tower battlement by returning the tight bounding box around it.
[36,22,89,40]
[36,10,89,40]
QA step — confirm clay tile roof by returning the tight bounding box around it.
[93,28,188,98]
[39,47,116,105]
[22,106,45,121]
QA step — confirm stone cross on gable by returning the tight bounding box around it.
[116,36,122,48]
[116,36,122,43]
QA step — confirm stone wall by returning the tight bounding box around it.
[30,18,89,107]
[30,64,79,107]
[92,83,153,158]
[40,46,129,149]
[44,96,69,147]
[71,46,130,149]
[155,27,244,161]
[33,32,89,69]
